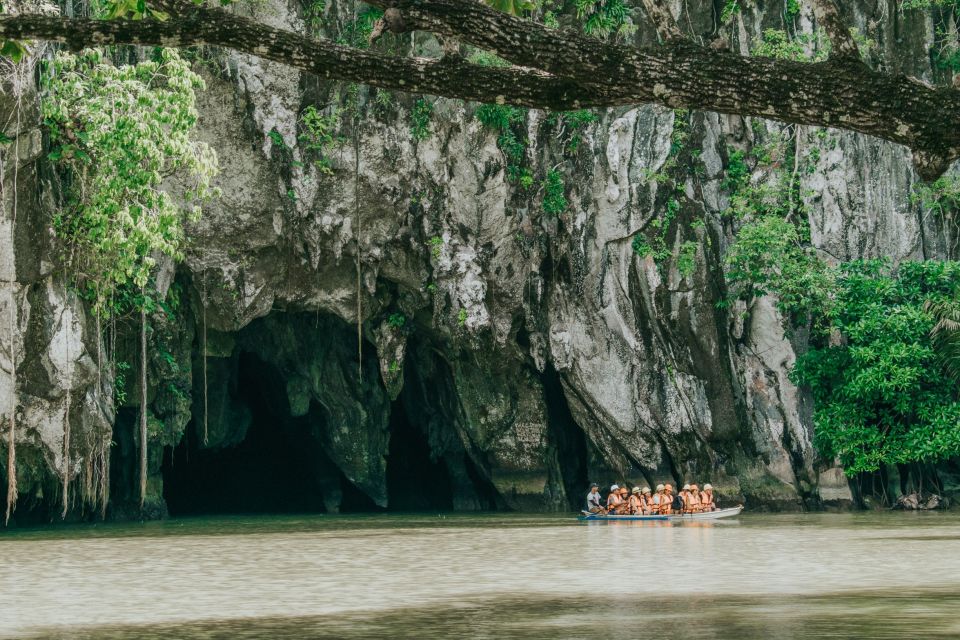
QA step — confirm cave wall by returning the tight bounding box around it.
[1,0,959,521]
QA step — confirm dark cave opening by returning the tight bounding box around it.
[162,352,330,516]
[385,398,453,511]
[543,364,589,510]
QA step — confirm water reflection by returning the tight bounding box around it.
[3,512,960,639]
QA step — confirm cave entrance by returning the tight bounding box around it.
[385,397,453,511]
[162,352,331,516]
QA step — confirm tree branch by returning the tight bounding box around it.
[811,0,860,60]
[0,12,597,106]
[1,5,958,179]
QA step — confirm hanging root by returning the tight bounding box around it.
[61,309,73,520]
[139,302,148,508]
[202,273,208,445]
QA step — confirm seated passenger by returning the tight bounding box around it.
[661,484,675,514]
[701,483,716,511]
[628,487,643,514]
[606,484,623,513]
[616,486,631,514]
[652,483,665,513]
[640,487,654,514]
[586,483,604,513]
[680,484,692,513]
[687,484,702,513]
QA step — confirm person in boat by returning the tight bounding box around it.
[617,485,630,515]
[628,487,644,514]
[606,484,623,513]
[652,484,666,513]
[680,484,692,512]
[701,483,716,511]
[586,483,604,513]
[686,484,702,513]
[661,484,675,515]
[640,487,654,514]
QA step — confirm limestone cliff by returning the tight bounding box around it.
[1,0,957,522]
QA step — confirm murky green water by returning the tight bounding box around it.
[3,512,960,639]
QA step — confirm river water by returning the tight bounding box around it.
[2,512,959,639]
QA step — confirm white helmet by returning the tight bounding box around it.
[610,484,619,491]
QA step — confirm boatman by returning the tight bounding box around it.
[586,483,604,513]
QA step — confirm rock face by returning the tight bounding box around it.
[1,0,957,522]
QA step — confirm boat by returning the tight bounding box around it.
[577,505,744,522]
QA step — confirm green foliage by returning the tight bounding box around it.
[790,260,960,475]
[114,361,131,406]
[304,0,325,34]
[720,0,744,24]
[631,235,653,259]
[42,49,218,316]
[484,0,535,16]
[541,169,568,215]
[912,174,960,218]
[0,39,28,63]
[546,109,598,153]
[925,291,960,382]
[677,241,698,278]
[410,98,434,141]
[336,7,384,48]
[96,0,169,20]
[387,312,406,329]
[725,216,833,319]
[899,0,960,10]
[752,29,826,62]
[476,103,528,182]
[575,0,631,38]
[633,110,704,271]
[457,308,468,326]
[268,129,288,150]
[298,105,342,174]
[428,235,443,258]
[466,50,511,68]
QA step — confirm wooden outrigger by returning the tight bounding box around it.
[577,505,744,522]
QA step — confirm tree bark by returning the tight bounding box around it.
[0,2,958,178]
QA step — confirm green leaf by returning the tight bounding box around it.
[0,40,28,63]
